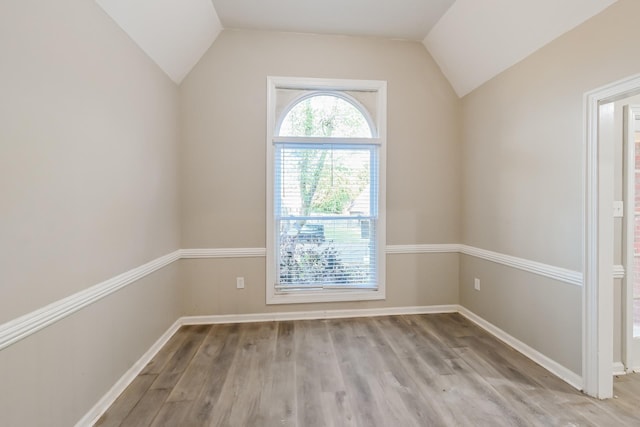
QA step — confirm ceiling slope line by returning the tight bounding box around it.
[96,0,223,84]
[423,0,619,97]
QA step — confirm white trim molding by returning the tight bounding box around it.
[386,244,460,254]
[611,363,640,376]
[1,237,612,426]
[182,244,584,286]
[79,304,584,425]
[583,72,640,399]
[0,244,592,353]
[613,265,625,280]
[180,247,267,258]
[179,245,587,289]
[458,306,583,390]
[182,305,459,325]
[459,245,582,286]
[0,250,180,352]
[612,361,626,376]
[78,305,459,425]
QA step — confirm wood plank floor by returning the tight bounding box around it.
[95,314,640,426]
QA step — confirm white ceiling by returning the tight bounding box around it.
[425,0,619,97]
[96,0,619,95]
[96,0,222,83]
[211,0,456,41]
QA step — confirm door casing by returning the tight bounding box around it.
[584,73,640,398]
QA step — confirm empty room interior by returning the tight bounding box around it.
[3,0,640,425]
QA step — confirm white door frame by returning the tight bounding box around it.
[584,73,640,398]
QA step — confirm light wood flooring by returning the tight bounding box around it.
[95,313,640,426]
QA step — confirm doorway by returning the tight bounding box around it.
[623,104,640,372]
[584,73,640,399]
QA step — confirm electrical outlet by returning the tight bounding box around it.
[236,277,245,289]
[474,278,480,291]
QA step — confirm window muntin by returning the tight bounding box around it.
[267,77,386,304]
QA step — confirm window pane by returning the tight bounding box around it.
[274,143,379,290]
[279,95,372,138]
[277,218,377,289]
[275,144,376,217]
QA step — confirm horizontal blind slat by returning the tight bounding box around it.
[275,143,379,291]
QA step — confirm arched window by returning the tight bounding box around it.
[266,78,387,305]
[278,94,374,138]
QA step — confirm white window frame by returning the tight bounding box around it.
[266,76,387,304]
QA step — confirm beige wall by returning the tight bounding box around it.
[461,0,640,376]
[459,256,582,374]
[181,255,459,316]
[463,0,640,269]
[179,30,462,314]
[6,0,640,423]
[0,0,181,322]
[0,0,181,425]
[0,264,181,427]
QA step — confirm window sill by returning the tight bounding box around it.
[266,289,385,305]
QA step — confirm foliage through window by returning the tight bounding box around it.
[267,78,387,304]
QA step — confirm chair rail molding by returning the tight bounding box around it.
[0,250,181,351]
[179,247,267,258]
[459,245,582,286]
[385,244,460,254]
[1,243,592,352]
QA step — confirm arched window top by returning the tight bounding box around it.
[277,93,374,138]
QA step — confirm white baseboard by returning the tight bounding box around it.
[75,319,182,427]
[78,303,586,426]
[75,304,457,425]
[612,362,640,375]
[613,361,626,376]
[181,305,459,325]
[458,306,583,391]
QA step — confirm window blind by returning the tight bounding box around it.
[274,143,379,291]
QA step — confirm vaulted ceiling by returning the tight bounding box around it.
[96,0,618,97]
[211,0,456,40]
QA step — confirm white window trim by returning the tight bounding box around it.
[266,76,387,305]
